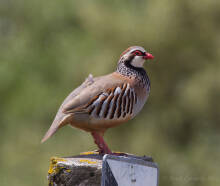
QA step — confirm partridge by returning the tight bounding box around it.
[41,46,154,154]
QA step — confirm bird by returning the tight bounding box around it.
[41,46,154,154]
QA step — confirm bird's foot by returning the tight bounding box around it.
[97,148,112,155]
[80,151,99,155]
[94,149,128,156]
[111,152,128,156]
[91,132,112,155]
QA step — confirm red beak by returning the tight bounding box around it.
[143,52,154,60]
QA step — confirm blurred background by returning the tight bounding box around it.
[0,0,220,185]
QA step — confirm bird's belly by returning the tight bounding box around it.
[70,115,131,132]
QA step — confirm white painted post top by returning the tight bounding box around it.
[102,154,159,186]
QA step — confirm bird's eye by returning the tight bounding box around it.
[133,50,142,56]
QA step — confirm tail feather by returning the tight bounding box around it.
[41,125,59,143]
[41,114,69,143]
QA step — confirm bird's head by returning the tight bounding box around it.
[118,46,154,68]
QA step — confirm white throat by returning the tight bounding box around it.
[130,56,145,68]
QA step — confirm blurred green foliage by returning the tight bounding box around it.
[0,0,220,185]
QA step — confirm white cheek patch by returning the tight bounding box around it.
[130,56,145,68]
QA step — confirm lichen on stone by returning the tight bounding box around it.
[79,159,98,164]
[48,157,67,174]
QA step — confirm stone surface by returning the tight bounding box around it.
[47,152,155,186]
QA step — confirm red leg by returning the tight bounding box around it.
[91,132,112,154]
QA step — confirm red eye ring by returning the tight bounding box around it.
[133,50,142,56]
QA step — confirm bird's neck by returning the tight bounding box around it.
[116,59,150,89]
